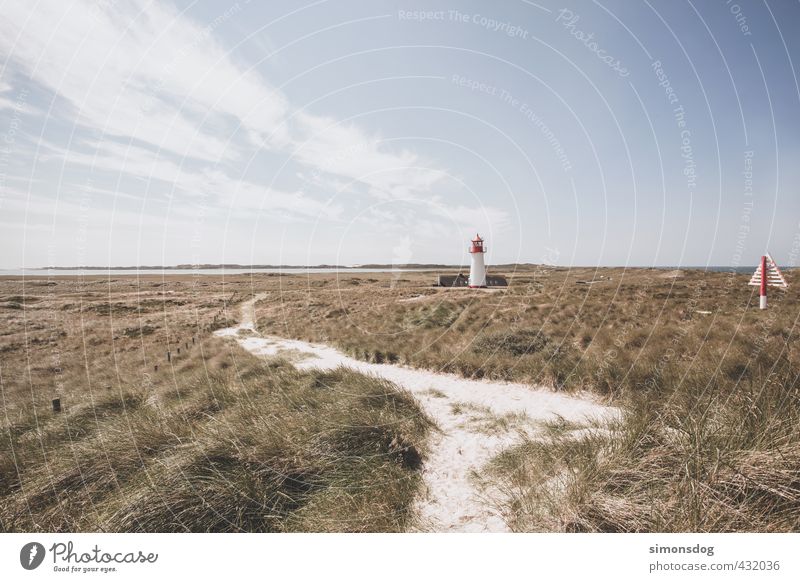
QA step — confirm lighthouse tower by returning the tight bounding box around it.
[468,233,487,288]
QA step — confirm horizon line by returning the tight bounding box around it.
[0,263,784,271]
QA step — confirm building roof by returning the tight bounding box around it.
[435,273,507,287]
[472,233,483,242]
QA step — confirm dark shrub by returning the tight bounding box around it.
[473,329,551,357]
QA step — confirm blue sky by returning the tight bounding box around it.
[1,0,799,268]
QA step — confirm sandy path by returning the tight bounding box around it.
[216,294,617,532]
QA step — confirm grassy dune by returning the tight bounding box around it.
[2,267,798,532]
[254,267,800,532]
[0,276,431,532]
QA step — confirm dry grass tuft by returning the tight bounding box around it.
[486,360,800,532]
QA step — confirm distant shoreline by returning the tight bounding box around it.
[0,264,787,274]
[21,264,462,271]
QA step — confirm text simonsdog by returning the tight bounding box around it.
[649,544,714,557]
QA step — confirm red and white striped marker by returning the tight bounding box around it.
[748,253,788,310]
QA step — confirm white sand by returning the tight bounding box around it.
[397,294,429,303]
[216,295,619,532]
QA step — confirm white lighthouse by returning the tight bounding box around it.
[468,233,487,288]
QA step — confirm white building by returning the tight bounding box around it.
[468,233,487,288]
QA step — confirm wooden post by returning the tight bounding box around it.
[52,398,61,413]
[167,351,171,362]
[154,364,159,372]
[177,347,181,355]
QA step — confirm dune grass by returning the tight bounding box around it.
[0,339,432,532]
[0,276,431,532]
[487,356,800,532]
[3,268,798,532]
[254,267,800,532]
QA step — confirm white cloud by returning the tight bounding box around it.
[438,204,510,230]
[0,0,493,265]
[0,0,286,162]
[220,181,343,221]
[0,0,446,194]
[292,112,446,199]
[37,138,342,220]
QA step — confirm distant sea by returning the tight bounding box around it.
[659,266,759,274]
[0,265,785,277]
[0,267,439,277]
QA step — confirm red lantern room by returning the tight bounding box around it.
[469,233,486,254]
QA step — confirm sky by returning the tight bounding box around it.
[1,0,799,268]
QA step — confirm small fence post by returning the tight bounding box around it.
[167,351,171,362]
[52,398,61,413]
